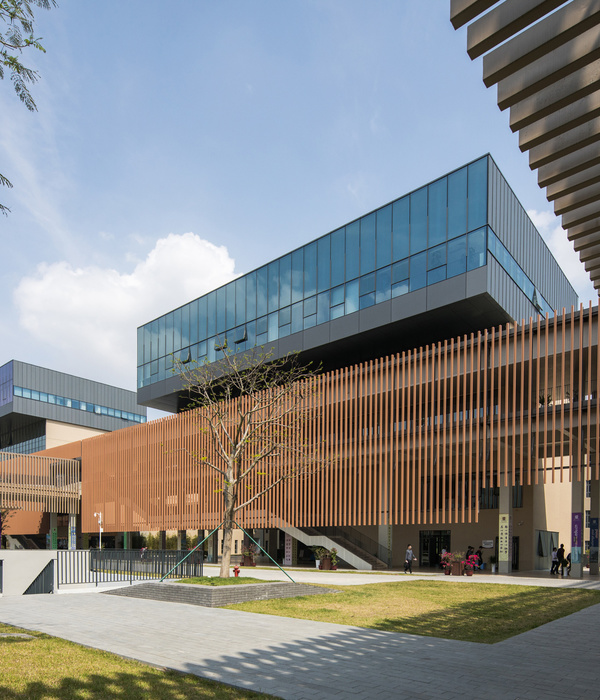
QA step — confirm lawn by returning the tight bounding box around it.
[227,580,600,644]
[178,576,277,586]
[0,623,275,700]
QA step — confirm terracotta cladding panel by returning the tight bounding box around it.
[30,305,592,534]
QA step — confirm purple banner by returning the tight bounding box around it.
[572,512,583,548]
[591,518,599,549]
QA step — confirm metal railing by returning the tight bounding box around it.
[57,549,203,588]
[318,525,390,565]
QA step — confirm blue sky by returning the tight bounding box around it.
[0,1,596,412]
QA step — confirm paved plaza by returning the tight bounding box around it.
[1,569,600,699]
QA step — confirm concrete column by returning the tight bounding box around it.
[159,530,167,550]
[498,483,513,574]
[378,525,392,567]
[68,514,77,550]
[590,477,599,576]
[177,530,187,550]
[571,475,585,578]
[49,513,58,550]
[122,532,130,550]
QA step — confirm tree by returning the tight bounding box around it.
[1,0,56,214]
[0,506,15,547]
[175,348,328,577]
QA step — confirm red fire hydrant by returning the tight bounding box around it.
[233,565,240,577]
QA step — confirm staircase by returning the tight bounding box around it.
[280,524,388,570]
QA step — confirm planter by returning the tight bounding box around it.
[491,564,497,573]
[444,568,451,575]
[451,562,463,576]
[465,569,474,576]
[320,556,332,570]
[241,556,256,566]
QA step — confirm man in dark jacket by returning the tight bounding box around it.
[557,543,565,575]
[404,545,417,573]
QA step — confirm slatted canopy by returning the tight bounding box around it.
[451,0,600,293]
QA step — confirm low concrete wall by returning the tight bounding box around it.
[0,551,57,596]
[105,581,338,607]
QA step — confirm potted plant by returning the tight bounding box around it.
[330,548,339,570]
[312,546,332,570]
[450,551,465,576]
[241,543,258,566]
[489,554,497,573]
[440,551,453,575]
[463,554,479,576]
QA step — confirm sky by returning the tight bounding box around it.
[0,1,596,419]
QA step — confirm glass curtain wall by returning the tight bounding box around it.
[138,157,494,388]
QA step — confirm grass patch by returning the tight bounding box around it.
[227,580,600,644]
[178,576,277,586]
[0,622,274,699]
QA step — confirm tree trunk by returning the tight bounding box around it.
[219,483,236,577]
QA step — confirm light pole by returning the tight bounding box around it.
[93,511,103,549]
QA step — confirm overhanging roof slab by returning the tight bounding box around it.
[546,161,600,201]
[450,0,501,29]
[528,116,600,169]
[562,200,600,229]
[467,0,569,60]
[499,27,600,111]
[566,218,600,241]
[537,147,600,187]
[520,91,600,151]
[553,180,600,216]
[509,59,600,130]
[483,0,600,87]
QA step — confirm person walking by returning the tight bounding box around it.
[550,546,559,574]
[404,544,417,574]
[557,543,565,575]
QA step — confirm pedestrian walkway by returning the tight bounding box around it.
[1,575,600,699]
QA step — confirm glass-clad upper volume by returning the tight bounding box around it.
[138,155,553,389]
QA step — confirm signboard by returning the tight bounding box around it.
[590,517,599,565]
[69,526,77,550]
[572,512,583,563]
[283,533,293,567]
[499,514,512,561]
[482,540,494,549]
[51,528,58,550]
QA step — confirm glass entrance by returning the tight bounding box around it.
[419,530,451,568]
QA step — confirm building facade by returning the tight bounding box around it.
[0,361,146,547]
[137,155,576,412]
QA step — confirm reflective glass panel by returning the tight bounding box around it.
[360,213,376,274]
[410,188,427,253]
[376,204,392,269]
[256,267,268,317]
[304,242,317,297]
[410,252,427,291]
[448,167,467,239]
[447,235,467,278]
[346,221,360,279]
[291,249,303,303]
[245,271,256,322]
[467,227,487,270]
[279,254,291,308]
[428,243,446,270]
[468,158,487,230]
[331,228,345,287]
[268,260,279,313]
[428,177,447,247]
[392,197,409,262]
[216,287,227,334]
[318,236,330,292]
[376,266,391,303]
[345,278,359,314]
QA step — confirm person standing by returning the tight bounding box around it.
[557,543,565,575]
[404,544,417,574]
[550,546,559,574]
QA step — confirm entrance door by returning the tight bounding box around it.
[419,530,451,568]
[512,536,519,571]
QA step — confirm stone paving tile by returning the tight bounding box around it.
[1,588,600,699]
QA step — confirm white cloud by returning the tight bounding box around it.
[13,232,236,390]
[528,209,598,307]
